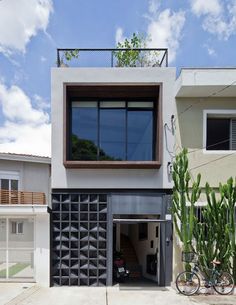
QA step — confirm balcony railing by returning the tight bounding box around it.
[0,189,46,205]
[56,48,168,68]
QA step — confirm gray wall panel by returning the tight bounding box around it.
[111,194,163,215]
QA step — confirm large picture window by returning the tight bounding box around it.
[70,101,155,161]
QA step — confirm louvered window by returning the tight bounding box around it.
[207,117,236,150]
[230,119,236,150]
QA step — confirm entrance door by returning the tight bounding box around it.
[0,217,35,281]
[113,219,161,285]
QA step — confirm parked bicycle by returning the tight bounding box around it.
[176,252,234,296]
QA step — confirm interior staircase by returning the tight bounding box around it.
[120,234,142,279]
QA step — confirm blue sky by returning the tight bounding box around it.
[0,0,236,156]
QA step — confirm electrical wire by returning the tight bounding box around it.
[168,137,232,158]
[164,78,236,180]
[175,79,236,122]
[171,79,236,170]
[164,123,175,157]
[187,138,231,154]
[189,151,236,171]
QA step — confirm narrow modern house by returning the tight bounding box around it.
[0,153,51,286]
[51,49,175,286]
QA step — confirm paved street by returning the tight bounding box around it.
[0,283,235,305]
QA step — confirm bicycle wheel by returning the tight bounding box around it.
[176,271,200,296]
[213,271,234,295]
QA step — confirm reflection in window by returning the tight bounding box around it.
[70,101,155,161]
[100,109,126,160]
[71,102,98,160]
[128,110,153,161]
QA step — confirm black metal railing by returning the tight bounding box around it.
[56,48,168,68]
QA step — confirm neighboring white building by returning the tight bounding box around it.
[0,153,51,286]
[175,68,236,186]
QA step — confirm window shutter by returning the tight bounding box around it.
[231,119,236,150]
[11,221,17,234]
[18,222,23,234]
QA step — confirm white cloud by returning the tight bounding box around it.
[0,0,53,54]
[0,84,49,124]
[147,9,186,63]
[190,0,236,40]
[191,0,222,16]
[203,44,217,56]
[115,27,125,44]
[0,121,51,156]
[148,0,161,14]
[0,83,51,156]
[33,94,50,110]
[115,3,185,63]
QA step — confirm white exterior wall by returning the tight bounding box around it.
[0,159,50,205]
[175,69,236,187]
[0,212,50,286]
[35,213,50,287]
[0,158,51,286]
[175,68,236,97]
[51,67,176,190]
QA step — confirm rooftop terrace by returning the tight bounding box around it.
[57,48,168,68]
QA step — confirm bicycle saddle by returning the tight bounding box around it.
[212,259,221,265]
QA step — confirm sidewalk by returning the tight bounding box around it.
[0,283,235,305]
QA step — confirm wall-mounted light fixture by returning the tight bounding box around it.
[167,161,173,176]
[171,115,175,135]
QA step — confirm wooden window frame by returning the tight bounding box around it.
[63,84,163,169]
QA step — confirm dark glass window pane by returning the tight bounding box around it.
[71,103,98,160]
[127,110,153,161]
[99,109,126,160]
[69,100,156,162]
[11,180,18,191]
[1,179,9,190]
[207,118,230,150]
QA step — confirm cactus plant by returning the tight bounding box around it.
[194,184,231,276]
[173,149,235,278]
[172,148,201,270]
[219,178,236,282]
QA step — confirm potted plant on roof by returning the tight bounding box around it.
[58,49,79,67]
[114,32,160,67]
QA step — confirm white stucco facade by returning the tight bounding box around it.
[51,67,176,190]
[34,213,50,286]
[0,154,51,286]
[0,155,51,205]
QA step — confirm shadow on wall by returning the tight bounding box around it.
[176,99,203,150]
[172,229,184,281]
